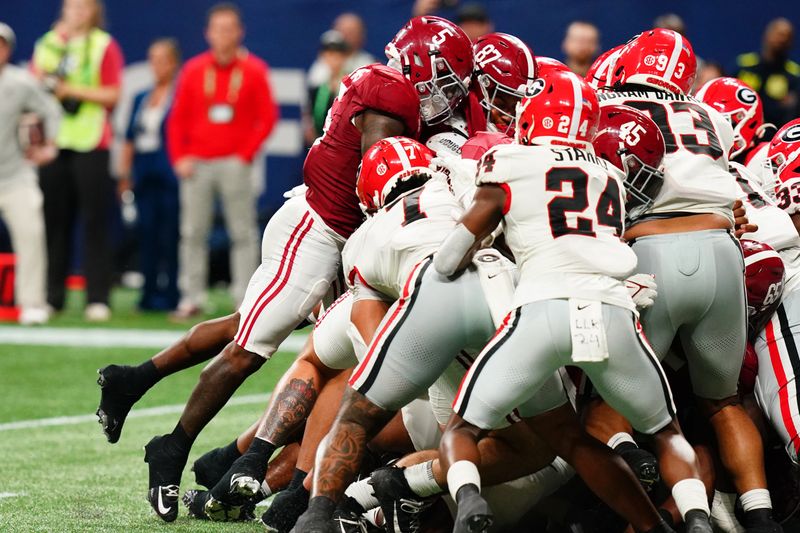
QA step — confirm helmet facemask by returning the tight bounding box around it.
[620,152,664,223]
[477,72,524,134]
[722,105,758,159]
[416,55,469,125]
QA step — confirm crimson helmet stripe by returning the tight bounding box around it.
[664,32,683,81]
[387,137,413,169]
[567,73,583,139]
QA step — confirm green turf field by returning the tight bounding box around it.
[0,288,298,532]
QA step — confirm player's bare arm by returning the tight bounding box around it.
[435,184,506,276]
[355,109,407,155]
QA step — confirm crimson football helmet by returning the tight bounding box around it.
[766,118,800,182]
[473,32,537,133]
[695,77,766,159]
[586,45,624,90]
[611,29,696,94]
[357,136,434,213]
[593,104,666,222]
[386,16,474,126]
[515,70,600,148]
[741,239,785,337]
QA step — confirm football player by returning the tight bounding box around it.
[96,15,473,522]
[435,69,709,533]
[598,28,781,532]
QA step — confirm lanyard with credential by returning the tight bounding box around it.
[203,61,243,104]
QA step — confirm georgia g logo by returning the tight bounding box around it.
[781,124,800,143]
[525,78,546,98]
[736,87,757,105]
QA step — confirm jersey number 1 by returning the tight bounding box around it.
[546,168,623,238]
[401,189,427,226]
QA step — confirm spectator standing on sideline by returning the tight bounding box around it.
[455,2,494,41]
[693,61,725,94]
[307,13,374,90]
[304,30,350,146]
[118,39,181,311]
[167,2,277,319]
[0,23,60,325]
[737,17,800,127]
[562,20,599,77]
[31,0,123,322]
[654,13,705,91]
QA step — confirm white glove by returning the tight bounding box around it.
[625,273,657,309]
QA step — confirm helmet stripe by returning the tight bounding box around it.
[567,73,583,139]
[505,34,535,80]
[664,32,683,82]
[745,249,781,267]
[388,137,413,169]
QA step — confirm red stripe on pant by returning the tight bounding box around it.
[236,213,314,348]
[765,320,800,455]
[349,260,424,387]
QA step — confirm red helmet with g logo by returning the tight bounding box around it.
[357,137,434,213]
[515,70,600,148]
[386,16,474,126]
[695,77,765,158]
[766,118,800,181]
[586,45,624,90]
[473,32,537,133]
[593,104,666,222]
[610,29,696,94]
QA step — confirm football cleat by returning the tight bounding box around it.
[453,487,493,533]
[291,512,337,533]
[202,493,249,522]
[96,365,142,443]
[742,508,783,533]
[208,450,266,503]
[617,446,661,490]
[192,444,241,489]
[182,489,211,520]
[684,510,713,533]
[332,508,370,533]
[369,466,434,533]
[262,486,310,533]
[144,434,187,522]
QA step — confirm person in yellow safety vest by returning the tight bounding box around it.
[736,17,800,128]
[31,0,124,322]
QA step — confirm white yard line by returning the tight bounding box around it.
[0,326,308,351]
[0,393,270,432]
[0,492,24,499]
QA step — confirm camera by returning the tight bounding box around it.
[42,55,82,115]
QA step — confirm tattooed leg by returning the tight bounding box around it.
[312,387,395,503]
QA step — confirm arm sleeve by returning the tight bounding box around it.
[23,72,62,141]
[237,62,279,162]
[100,38,124,87]
[166,68,191,164]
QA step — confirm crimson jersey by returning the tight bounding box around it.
[304,64,421,238]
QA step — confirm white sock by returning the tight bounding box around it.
[404,461,443,497]
[447,460,481,501]
[345,476,379,511]
[711,491,745,533]
[364,507,383,527]
[260,480,272,498]
[607,432,637,449]
[740,488,772,512]
[518,457,576,505]
[671,478,710,518]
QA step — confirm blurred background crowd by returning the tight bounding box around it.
[0,0,797,324]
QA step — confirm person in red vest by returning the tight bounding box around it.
[167,2,278,319]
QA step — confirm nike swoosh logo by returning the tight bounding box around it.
[487,273,499,279]
[577,305,590,310]
[157,487,172,515]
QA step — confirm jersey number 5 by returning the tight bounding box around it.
[546,168,623,238]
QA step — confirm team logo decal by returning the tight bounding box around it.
[525,78,546,98]
[736,87,757,105]
[542,117,554,129]
[376,163,388,175]
[643,55,656,66]
[781,125,800,143]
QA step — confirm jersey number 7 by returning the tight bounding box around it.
[547,168,623,238]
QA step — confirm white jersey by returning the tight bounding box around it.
[744,142,773,192]
[733,162,800,293]
[476,144,637,310]
[597,90,737,223]
[342,179,462,300]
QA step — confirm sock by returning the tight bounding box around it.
[132,360,161,393]
[643,520,674,533]
[671,478,710,519]
[614,441,640,455]
[221,439,242,462]
[365,507,383,527]
[455,483,479,503]
[710,490,745,533]
[345,476,379,510]
[289,468,308,491]
[260,480,273,498]
[404,461,443,497]
[447,461,481,501]
[306,495,337,517]
[245,437,276,473]
[169,422,194,455]
[517,457,575,506]
[740,488,772,512]
[608,432,637,449]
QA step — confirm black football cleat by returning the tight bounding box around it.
[453,487,493,533]
[742,508,783,533]
[144,434,187,522]
[617,446,660,490]
[262,486,310,533]
[208,450,266,504]
[192,444,239,489]
[369,466,434,533]
[96,365,142,443]
[182,489,211,520]
[333,496,370,533]
[684,509,713,533]
[291,512,337,533]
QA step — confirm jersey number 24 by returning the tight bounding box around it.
[547,168,623,238]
